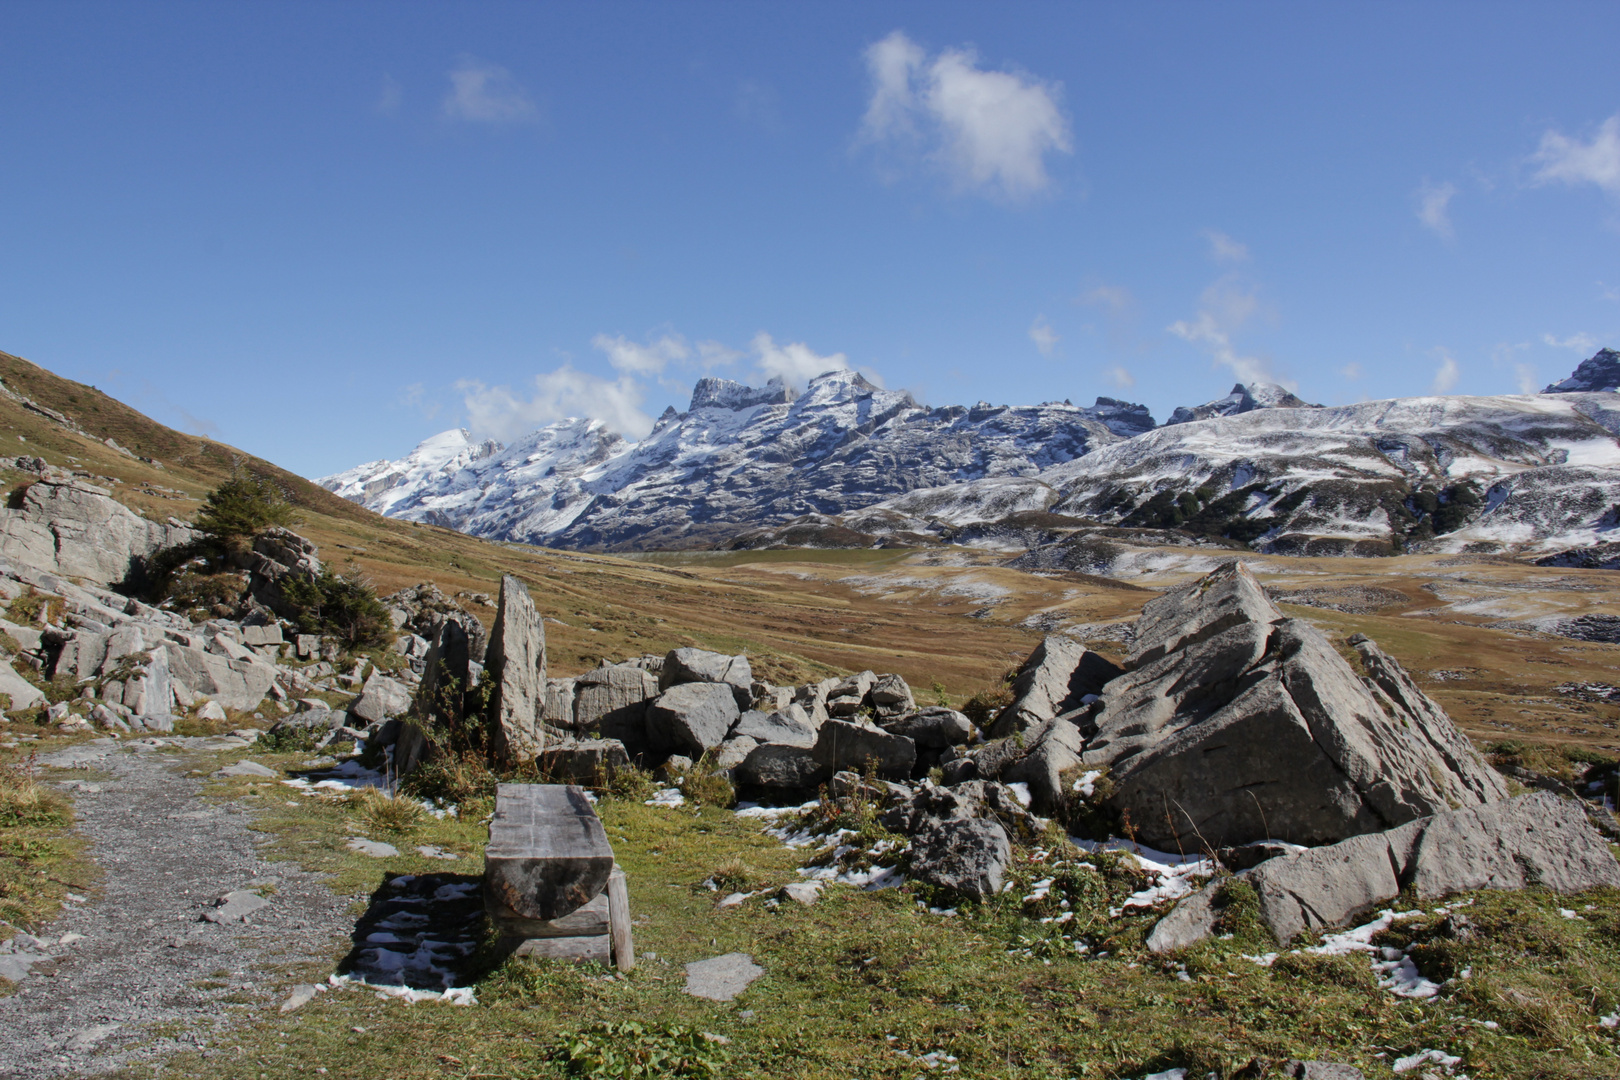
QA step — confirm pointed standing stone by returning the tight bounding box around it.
[489,574,546,762]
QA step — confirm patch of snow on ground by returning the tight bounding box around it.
[1070,837,1213,910]
[1071,770,1103,797]
[329,973,476,1006]
[645,787,686,807]
[1391,1049,1463,1074]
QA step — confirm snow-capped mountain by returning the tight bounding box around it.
[319,370,1151,550]
[859,386,1620,556]
[1165,382,1322,425]
[321,351,1620,556]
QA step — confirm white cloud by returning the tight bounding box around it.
[590,333,690,376]
[457,367,652,442]
[1415,180,1457,239]
[1430,350,1460,394]
[750,333,850,388]
[1029,316,1058,357]
[1167,276,1273,386]
[1078,283,1134,313]
[1514,363,1538,394]
[1340,363,1363,381]
[858,30,1072,199]
[1202,229,1250,264]
[695,340,742,370]
[1531,115,1620,195]
[1103,365,1135,389]
[442,55,536,124]
[1544,332,1599,353]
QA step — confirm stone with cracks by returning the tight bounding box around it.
[909,817,1011,899]
[712,735,757,770]
[487,574,547,762]
[535,739,631,784]
[419,618,470,726]
[0,478,193,586]
[734,717,916,790]
[572,665,659,748]
[163,644,277,712]
[868,673,915,716]
[1082,562,1508,850]
[879,707,974,748]
[0,661,45,712]
[351,672,412,724]
[1151,792,1620,950]
[731,705,816,748]
[660,647,753,708]
[203,890,270,923]
[988,635,1121,739]
[645,682,740,759]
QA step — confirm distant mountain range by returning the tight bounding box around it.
[319,350,1620,556]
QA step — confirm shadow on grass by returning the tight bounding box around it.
[337,871,500,991]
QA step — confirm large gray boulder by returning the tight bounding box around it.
[732,705,816,748]
[909,818,1011,899]
[660,647,752,708]
[734,717,917,790]
[164,643,277,712]
[418,618,470,726]
[1083,562,1508,850]
[572,665,659,748]
[1151,792,1620,951]
[537,738,630,783]
[351,672,412,724]
[987,635,1121,740]
[868,673,915,718]
[646,682,740,759]
[0,661,45,712]
[943,716,1081,816]
[0,479,193,586]
[879,707,975,749]
[486,574,546,762]
[245,527,322,619]
[541,677,578,727]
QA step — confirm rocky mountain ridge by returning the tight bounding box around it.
[322,352,1620,557]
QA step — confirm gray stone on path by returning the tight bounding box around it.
[279,984,320,1012]
[214,760,276,778]
[346,837,400,858]
[203,890,270,923]
[0,949,50,983]
[64,1023,121,1052]
[683,952,764,1001]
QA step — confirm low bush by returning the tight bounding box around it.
[551,1021,726,1079]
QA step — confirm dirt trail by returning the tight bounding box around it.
[0,738,353,1078]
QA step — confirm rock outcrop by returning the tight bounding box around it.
[1082,562,1508,850]
[987,634,1119,739]
[487,574,546,762]
[0,479,192,586]
[1150,792,1620,951]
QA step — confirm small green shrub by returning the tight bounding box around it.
[277,568,392,650]
[258,726,321,753]
[599,764,657,803]
[679,761,736,810]
[193,472,300,550]
[398,752,497,807]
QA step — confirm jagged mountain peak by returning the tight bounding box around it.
[689,375,796,412]
[1543,348,1620,394]
[1166,381,1321,425]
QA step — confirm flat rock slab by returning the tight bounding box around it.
[683,952,764,1001]
[203,891,269,924]
[214,761,276,778]
[347,838,400,858]
[484,783,613,921]
[0,950,50,983]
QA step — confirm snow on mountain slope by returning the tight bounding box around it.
[865,390,1620,555]
[1165,381,1322,425]
[318,371,1143,550]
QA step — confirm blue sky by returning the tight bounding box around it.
[3,1,1619,478]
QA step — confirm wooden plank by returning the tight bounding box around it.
[488,892,609,940]
[483,783,614,921]
[607,866,634,972]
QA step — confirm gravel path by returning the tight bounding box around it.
[0,737,355,1078]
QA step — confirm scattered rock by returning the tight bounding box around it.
[779,882,821,906]
[351,672,411,725]
[683,952,764,1001]
[988,634,1119,739]
[63,1022,121,1053]
[571,664,659,747]
[213,760,276,778]
[279,984,320,1012]
[346,838,401,858]
[909,817,1011,900]
[203,890,270,923]
[196,700,228,722]
[1281,1063,1365,1080]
